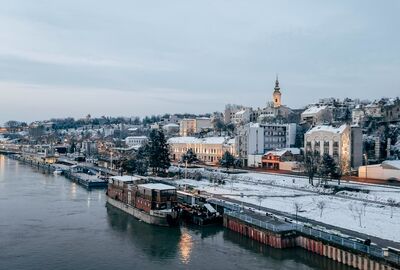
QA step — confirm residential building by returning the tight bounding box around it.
[168,136,235,164]
[383,98,400,123]
[179,118,212,136]
[81,140,98,156]
[162,123,180,135]
[301,105,333,125]
[263,123,297,150]
[352,105,365,125]
[125,136,148,147]
[224,104,246,124]
[261,148,301,170]
[236,122,297,166]
[305,124,354,173]
[232,108,251,126]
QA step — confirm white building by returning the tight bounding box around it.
[125,136,148,147]
[232,108,251,126]
[236,122,297,166]
[168,136,236,164]
[305,124,351,173]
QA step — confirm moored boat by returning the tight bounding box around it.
[106,176,180,227]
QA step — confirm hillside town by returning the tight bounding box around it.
[1,77,400,182]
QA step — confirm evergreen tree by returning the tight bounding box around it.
[147,129,171,176]
[219,151,236,171]
[181,148,198,164]
[135,145,149,176]
[319,153,337,185]
[120,146,149,176]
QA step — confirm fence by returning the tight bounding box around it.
[218,200,400,265]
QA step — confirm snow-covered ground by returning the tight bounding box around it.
[170,167,400,204]
[171,168,400,243]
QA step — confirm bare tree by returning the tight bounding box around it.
[349,203,363,227]
[304,151,320,186]
[293,202,303,224]
[317,200,327,218]
[387,198,397,218]
[362,202,368,216]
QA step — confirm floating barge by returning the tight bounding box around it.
[106,176,180,227]
[177,190,222,226]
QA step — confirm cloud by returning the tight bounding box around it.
[0,0,399,124]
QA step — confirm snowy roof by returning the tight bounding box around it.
[382,160,400,170]
[301,105,327,116]
[163,123,179,127]
[138,183,176,191]
[125,136,147,140]
[235,110,247,116]
[306,124,348,135]
[168,136,230,145]
[111,176,142,182]
[264,148,301,157]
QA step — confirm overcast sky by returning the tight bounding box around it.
[0,0,399,124]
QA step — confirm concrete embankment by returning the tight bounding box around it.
[223,212,400,270]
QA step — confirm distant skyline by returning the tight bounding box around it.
[1,0,399,124]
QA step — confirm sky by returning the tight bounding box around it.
[0,0,399,124]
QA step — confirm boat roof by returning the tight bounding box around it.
[138,183,176,191]
[111,175,142,182]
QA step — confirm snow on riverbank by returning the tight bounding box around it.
[174,176,400,243]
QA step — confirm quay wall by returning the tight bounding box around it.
[224,215,399,270]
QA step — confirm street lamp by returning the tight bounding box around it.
[363,154,368,180]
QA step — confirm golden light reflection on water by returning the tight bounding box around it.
[70,183,77,200]
[0,155,4,179]
[179,229,193,264]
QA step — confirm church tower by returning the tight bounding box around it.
[272,75,282,108]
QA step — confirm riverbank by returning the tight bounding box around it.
[6,154,107,189]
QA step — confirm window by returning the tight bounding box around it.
[324,141,329,154]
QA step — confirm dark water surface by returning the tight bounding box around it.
[0,156,353,270]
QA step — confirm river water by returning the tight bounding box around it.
[0,156,352,270]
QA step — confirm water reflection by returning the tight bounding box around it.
[178,228,193,264]
[0,155,5,179]
[106,204,181,260]
[70,183,77,200]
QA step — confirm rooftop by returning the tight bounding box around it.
[301,105,328,116]
[138,183,176,191]
[111,175,142,182]
[168,136,233,145]
[306,124,348,135]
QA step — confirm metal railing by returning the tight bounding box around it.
[218,200,400,265]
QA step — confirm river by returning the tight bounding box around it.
[0,156,353,270]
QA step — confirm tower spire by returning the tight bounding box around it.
[272,74,281,108]
[274,74,280,91]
